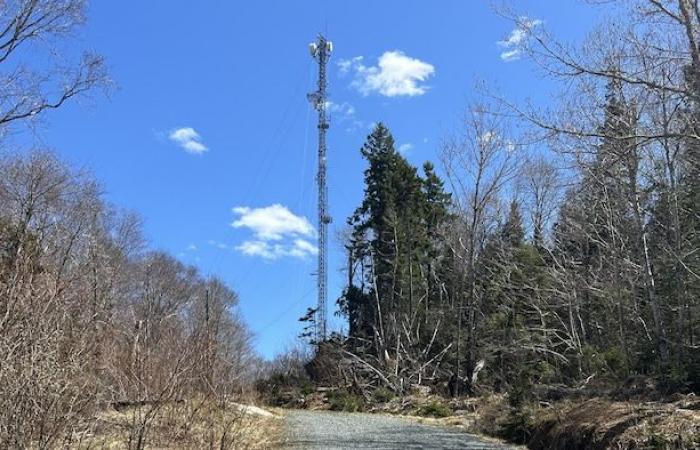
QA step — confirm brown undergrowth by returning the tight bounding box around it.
[263,379,699,449]
[69,399,283,449]
[411,394,700,449]
[526,396,699,450]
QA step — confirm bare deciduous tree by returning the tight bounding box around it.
[0,0,108,133]
[440,103,519,392]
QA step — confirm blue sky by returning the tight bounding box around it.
[22,1,602,358]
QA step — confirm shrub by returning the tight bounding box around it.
[255,373,314,407]
[499,404,535,444]
[372,387,396,403]
[535,360,556,384]
[507,369,533,408]
[328,390,364,412]
[500,369,536,444]
[416,401,452,418]
[300,382,315,396]
[603,346,628,379]
[581,344,606,375]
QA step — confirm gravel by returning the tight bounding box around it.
[280,409,516,449]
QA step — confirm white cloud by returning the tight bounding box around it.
[207,239,230,250]
[477,130,517,153]
[478,130,497,146]
[235,238,318,261]
[186,244,197,251]
[236,240,275,259]
[325,101,356,118]
[291,239,318,257]
[325,101,367,132]
[231,204,317,260]
[500,49,522,62]
[168,127,208,154]
[497,17,542,62]
[499,26,528,48]
[232,204,314,241]
[338,51,435,97]
[338,56,363,74]
[398,143,414,154]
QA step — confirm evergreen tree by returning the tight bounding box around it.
[548,77,648,377]
[340,124,453,374]
[501,200,525,248]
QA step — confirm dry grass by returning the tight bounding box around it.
[69,399,284,449]
[522,395,700,449]
[385,393,700,449]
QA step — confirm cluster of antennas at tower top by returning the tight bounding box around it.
[309,40,333,57]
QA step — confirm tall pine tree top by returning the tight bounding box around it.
[501,200,525,248]
[352,123,397,234]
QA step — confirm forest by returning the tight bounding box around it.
[2,0,700,448]
[328,84,699,395]
[269,0,700,446]
[319,0,700,395]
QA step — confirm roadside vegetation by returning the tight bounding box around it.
[259,1,700,448]
[0,1,278,448]
[0,133,277,449]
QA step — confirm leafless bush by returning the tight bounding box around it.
[0,151,259,448]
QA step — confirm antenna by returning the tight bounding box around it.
[307,34,332,342]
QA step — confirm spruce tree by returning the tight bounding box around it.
[341,124,453,370]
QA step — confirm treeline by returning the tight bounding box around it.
[0,2,259,447]
[330,0,700,398]
[0,151,257,448]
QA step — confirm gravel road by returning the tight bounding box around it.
[281,409,516,449]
